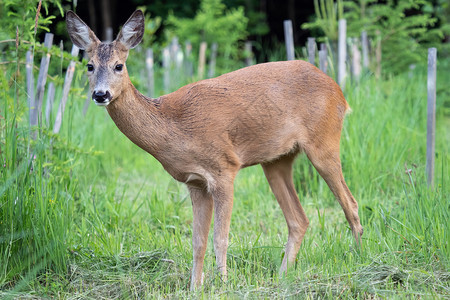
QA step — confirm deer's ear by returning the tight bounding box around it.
[66,10,100,50]
[116,10,145,49]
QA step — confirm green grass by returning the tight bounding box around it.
[0,55,449,299]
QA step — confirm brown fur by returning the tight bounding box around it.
[67,10,363,290]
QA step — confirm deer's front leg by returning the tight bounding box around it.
[212,182,235,281]
[189,186,213,290]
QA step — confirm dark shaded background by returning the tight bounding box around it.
[47,0,448,63]
[50,0,315,60]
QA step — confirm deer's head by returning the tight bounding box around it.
[66,10,144,106]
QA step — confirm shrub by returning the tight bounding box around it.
[166,0,248,72]
[302,0,448,74]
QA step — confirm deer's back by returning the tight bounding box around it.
[159,60,349,169]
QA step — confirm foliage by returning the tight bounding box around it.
[344,0,446,73]
[132,0,199,20]
[420,0,450,56]
[222,0,269,37]
[0,1,93,283]
[302,0,448,74]
[301,0,344,43]
[244,8,270,37]
[166,0,248,71]
[0,0,73,82]
[0,0,63,43]
[0,61,86,287]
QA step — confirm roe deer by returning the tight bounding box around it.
[67,10,363,290]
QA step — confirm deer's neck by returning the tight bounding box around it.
[106,82,171,159]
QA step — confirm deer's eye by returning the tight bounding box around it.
[87,64,94,72]
[115,64,123,71]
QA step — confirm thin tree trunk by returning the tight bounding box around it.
[87,0,97,33]
[100,0,112,41]
[287,0,296,43]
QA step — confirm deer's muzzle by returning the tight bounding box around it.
[92,90,112,106]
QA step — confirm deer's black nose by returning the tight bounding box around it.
[92,90,111,103]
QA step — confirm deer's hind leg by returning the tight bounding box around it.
[262,154,309,274]
[305,144,363,243]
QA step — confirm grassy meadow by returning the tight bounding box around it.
[0,47,449,299]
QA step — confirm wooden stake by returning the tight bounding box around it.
[375,30,381,78]
[351,38,361,79]
[163,47,170,93]
[45,82,55,126]
[198,41,207,79]
[32,32,53,131]
[283,20,295,61]
[146,48,154,98]
[170,37,183,69]
[185,41,194,78]
[361,31,369,69]
[105,27,113,42]
[338,19,346,88]
[245,41,253,66]
[82,92,91,116]
[53,45,79,134]
[426,48,437,187]
[319,49,328,74]
[26,50,35,126]
[307,37,316,65]
[208,43,218,78]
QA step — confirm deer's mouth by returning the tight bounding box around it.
[94,100,110,106]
